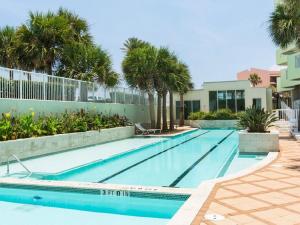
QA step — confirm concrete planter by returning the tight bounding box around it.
[239,130,279,153]
[188,120,238,129]
[0,126,134,163]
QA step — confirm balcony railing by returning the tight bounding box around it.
[0,67,149,105]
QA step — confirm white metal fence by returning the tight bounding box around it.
[0,67,149,105]
[275,108,300,132]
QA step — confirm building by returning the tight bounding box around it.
[237,68,280,89]
[173,80,272,120]
[274,0,300,109]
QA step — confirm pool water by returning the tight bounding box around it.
[39,129,265,188]
[0,186,186,225]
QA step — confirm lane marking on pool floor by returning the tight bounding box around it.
[168,130,235,187]
[97,130,210,183]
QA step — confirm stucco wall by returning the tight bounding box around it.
[0,99,150,123]
[0,126,135,163]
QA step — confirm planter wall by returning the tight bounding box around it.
[188,120,238,129]
[239,130,279,153]
[0,126,135,163]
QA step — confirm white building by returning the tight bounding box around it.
[173,80,273,120]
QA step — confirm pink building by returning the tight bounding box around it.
[237,68,280,88]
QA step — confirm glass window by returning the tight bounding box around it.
[226,90,236,112]
[209,91,217,112]
[176,101,180,120]
[218,91,226,109]
[253,98,262,109]
[192,100,200,112]
[236,90,245,111]
[184,101,192,119]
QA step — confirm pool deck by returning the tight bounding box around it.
[191,132,300,225]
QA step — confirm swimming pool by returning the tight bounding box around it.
[0,185,186,225]
[34,129,265,188]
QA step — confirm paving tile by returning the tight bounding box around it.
[239,175,267,182]
[253,180,294,190]
[224,183,267,195]
[282,187,300,197]
[252,208,300,225]
[215,189,239,199]
[279,177,300,185]
[219,197,270,211]
[253,191,298,205]
[285,202,300,213]
[207,202,236,215]
[255,171,289,179]
[227,214,264,224]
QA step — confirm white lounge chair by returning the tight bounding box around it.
[135,123,161,135]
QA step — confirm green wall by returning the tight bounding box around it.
[0,99,150,123]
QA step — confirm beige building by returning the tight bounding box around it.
[173,80,272,120]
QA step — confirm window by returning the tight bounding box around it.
[217,91,227,109]
[192,100,200,112]
[184,101,192,119]
[226,90,236,112]
[253,98,262,109]
[209,91,217,112]
[236,90,245,111]
[270,76,277,83]
[295,55,300,68]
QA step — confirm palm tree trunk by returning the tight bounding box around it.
[156,93,162,129]
[169,90,174,131]
[148,92,156,128]
[179,93,184,126]
[162,91,168,131]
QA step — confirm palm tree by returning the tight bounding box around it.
[248,73,262,87]
[175,63,193,126]
[156,47,174,130]
[122,44,157,128]
[12,9,92,74]
[0,26,16,68]
[269,0,300,48]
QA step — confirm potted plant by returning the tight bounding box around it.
[238,106,279,152]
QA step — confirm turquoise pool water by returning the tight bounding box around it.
[41,129,265,188]
[0,186,186,225]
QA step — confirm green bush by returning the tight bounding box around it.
[188,109,238,120]
[237,107,278,133]
[0,111,129,141]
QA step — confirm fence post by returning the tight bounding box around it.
[92,83,95,102]
[123,88,126,104]
[78,81,81,101]
[43,75,46,100]
[62,78,65,101]
[19,71,23,99]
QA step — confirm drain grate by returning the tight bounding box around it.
[204,213,224,221]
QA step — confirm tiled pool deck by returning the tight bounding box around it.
[192,133,300,225]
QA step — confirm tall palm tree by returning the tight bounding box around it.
[269,0,300,48]
[248,73,262,87]
[122,44,157,128]
[175,63,193,126]
[156,47,174,130]
[0,26,16,68]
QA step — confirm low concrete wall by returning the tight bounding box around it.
[0,126,134,163]
[239,130,279,153]
[188,120,238,129]
[0,99,150,124]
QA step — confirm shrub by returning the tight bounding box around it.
[188,109,238,120]
[237,106,278,133]
[0,110,129,141]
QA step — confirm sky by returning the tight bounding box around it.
[0,0,277,88]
